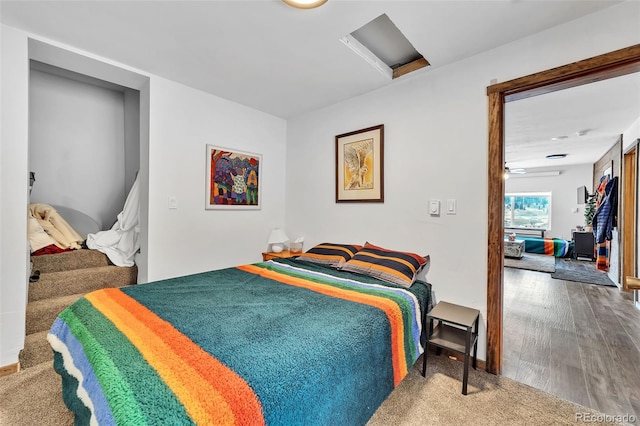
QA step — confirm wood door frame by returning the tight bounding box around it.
[622,141,639,290]
[485,44,640,374]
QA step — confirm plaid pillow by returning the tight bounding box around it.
[339,243,429,287]
[296,243,362,267]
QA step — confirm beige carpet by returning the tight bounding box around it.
[369,356,624,426]
[1,355,624,426]
[0,362,73,426]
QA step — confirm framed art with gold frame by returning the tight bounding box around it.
[335,124,384,203]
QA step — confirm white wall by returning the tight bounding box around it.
[623,115,640,149]
[285,1,640,361]
[505,165,593,240]
[0,25,29,367]
[145,76,287,281]
[124,89,140,194]
[29,69,126,229]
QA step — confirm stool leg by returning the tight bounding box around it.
[463,352,469,395]
[422,344,427,377]
[472,317,479,370]
[462,326,471,395]
[422,317,432,377]
[472,339,478,371]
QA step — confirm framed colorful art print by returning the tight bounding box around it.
[206,145,262,210]
[335,124,384,203]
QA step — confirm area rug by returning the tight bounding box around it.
[551,258,616,287]
[504,253,555,273]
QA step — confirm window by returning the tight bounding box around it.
[504,192,551,230]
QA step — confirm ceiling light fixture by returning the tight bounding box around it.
[510,171,561,178]
[550,136,568,141]
[546,154,567,159]
[282,0,328,9]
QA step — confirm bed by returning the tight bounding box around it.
[516,236,573,257]
[48,256,432,425]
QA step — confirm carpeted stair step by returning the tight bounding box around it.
[31,249,111,274]
[28,264,137,302]
[25,293,86,335]
[18,331,52,369]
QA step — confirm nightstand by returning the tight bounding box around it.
[573,231,595,261]
[262,250,299,261]
[422,301,480,395]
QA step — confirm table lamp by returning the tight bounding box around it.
[267,228,289,253]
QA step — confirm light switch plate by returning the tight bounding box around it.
[168,196,178,209]
[447,199,457,215]
[429,200,440,216]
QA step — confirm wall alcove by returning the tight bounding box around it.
[27,38,151,282]
[29,60,140,230]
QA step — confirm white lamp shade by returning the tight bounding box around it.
[268,228,289,252]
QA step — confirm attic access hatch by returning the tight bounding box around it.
[340,14,429,80]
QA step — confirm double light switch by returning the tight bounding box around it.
[430,199,457,216]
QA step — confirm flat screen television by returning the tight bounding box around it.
[577,185,588,204]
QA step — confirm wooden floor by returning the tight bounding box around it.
[503,266,640,420]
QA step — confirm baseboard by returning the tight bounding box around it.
[425,345,487,371]
[0,362,20,377]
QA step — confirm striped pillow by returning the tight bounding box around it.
[296,243,363,267]
[339,243,429,287]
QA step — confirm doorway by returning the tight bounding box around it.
[485,44,640,374]
[622,142,638,289]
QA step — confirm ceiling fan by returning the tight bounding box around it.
[504,164,527,178]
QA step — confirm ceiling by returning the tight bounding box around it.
[505,72,640,172]
[1,0,637,168]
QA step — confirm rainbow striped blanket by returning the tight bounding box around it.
[519,236,573,257]
[48,259,431,425]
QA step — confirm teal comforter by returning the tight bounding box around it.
[48,258,432,425]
